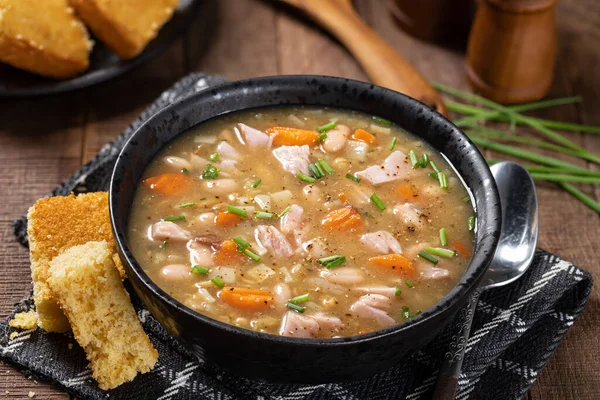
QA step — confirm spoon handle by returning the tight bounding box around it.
[430,288,483,400]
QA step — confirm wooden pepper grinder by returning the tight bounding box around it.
[466,0,559,104]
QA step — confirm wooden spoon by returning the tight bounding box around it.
[276,0,448,116]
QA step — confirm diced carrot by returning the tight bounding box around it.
[215,239,243,264]
[322,206,364,232]
[395,184,418,202]
[352,129,376,144]
[453,242,472,257]
[220,287,274,311]
[368,254,415,276]
[215,211,243,227]
[265,126,319,146]
[143,173,192,196]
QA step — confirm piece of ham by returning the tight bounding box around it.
[280,204,304,234]
[360,231,403,254]
[322,124,350,153]
[216,141,240,160]
[149,221,191,242]
[421,266,451,280]
[186,239,215,267]
[254,225,294,258]
[272,145,311,176]
[355,151,409,185]
[279,311,342,338]
[350,294,395,328]
[320,267,365,285]
[238,123,272,148]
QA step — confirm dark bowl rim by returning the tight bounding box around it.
[109,74,501,347]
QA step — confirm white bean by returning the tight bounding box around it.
[164,156,193,171]
[160,264,190,282]
[202,179,239,195]
[273,283,291,310]
[322,125,350,153]
[302,185,322,203]
[197,212,216,225]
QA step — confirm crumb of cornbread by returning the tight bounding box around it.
[9,332,18,340]
[8,310,38,330]
[47,240,158,390]
[27,192,125,333]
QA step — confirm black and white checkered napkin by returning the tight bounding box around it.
[2,74,593,400]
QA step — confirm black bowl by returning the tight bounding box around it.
[110,75,501,383]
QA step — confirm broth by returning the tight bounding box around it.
[128,107,474,338]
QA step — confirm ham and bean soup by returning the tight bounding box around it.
[128,107,475,338]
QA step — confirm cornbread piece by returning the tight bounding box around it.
[0,0,92,78]
[48,241,158,390]
[69,0,178,59]
[27,192,125,333]
[8,310,38,330]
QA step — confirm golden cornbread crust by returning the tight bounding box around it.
[0,0,92,78]
[48,241,158,390]
[69,0,178,59]
[27,192,125,333]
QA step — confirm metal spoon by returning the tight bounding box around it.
[431,161,539,399]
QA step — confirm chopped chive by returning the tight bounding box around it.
[405,280,414,288]
[461,195,470,203]
[289,293,310,304]
[232,237,250,249]
[243,248,261,262]
[390,137,397,151]
[317,121,337,133]
[227,205,247,218]
[278,206,291,218]
[325,256,346,269]
[255,211,274,219]
[418,251,439,264]
[428,172,438,180]
[315,162,326,178]
[438,172,448,189]
[181,168,189,173]
[318,255,343,264]
[439,228,448,246]
[287,303,305,313]
[296,172,316,183]
[425,247,456,258]
[402,305,410,319]
[178,202,195,208]
[211,277,225,288]
[318,159,335,174]
[429,160,440,174]
[162,216,186,222]
[409,150,419,168]
[191,265,209,275]
[468,215,476,232]
[370,193,386,211]
[159,241,168,249]
[252,178,262,188]
[419,154,429,168]
[202,164,220,179]
[372,116,392,126]
[394,286,402,297]
[412,310,422,318]
[346,173,361,182]
[209,152,220,162]
[309,163,322,179]
[318,132,328,142]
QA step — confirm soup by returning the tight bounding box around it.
[128,107,475,338]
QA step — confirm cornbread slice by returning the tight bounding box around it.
[47,241,158,390]
[8,310,38,330]
[0,0,92,78]
[27,192,125,333]
[69,0,179,59]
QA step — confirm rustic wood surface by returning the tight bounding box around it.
[0,0,598,398]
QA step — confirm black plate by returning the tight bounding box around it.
[0,0,201,98]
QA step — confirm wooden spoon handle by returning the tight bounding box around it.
[280,0,448,116]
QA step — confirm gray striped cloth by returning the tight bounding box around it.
[3,74,593,400]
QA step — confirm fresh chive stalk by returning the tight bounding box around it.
[390,137,398,150]
[461,195,470,202]
[402,306,410,319]
[243,248,261,262]
[409,150,419,168]
[429,160,440,174]
[419,154,429,168]
[438,172,448,189]
[318,255,346,269]
[209,152,220,162]
[181,168,189,173]
[418,251,439,264]
[468,215,476,232]
[287,303,305,313]
[211,277,225,288]
[372,116,392,126]
[160,241,168,249]
[315,162,326,178]
[232,237,250,248]
[405,280,414,288]
[162,216,186,222]
[425,247,456,258]
[191,266,209,275]
[439,228,448,246]
[252,178,261,188]
[296,172,316,183]
[428,172,438,180]
[346,173,361,182]
[255,211,274,219]
[202,164,220,179]
[178,202,195,208]
[319,159,335,174]
[370,193,386,210]
[278,206,291,218]
[317,121,337,133]
[289,294,310,304]
[227,205,247,218]
[309,164,322,179]
[394,286,402,297]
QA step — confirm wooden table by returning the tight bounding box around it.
[1,0,598,398]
